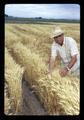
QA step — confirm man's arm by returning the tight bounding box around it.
[48,57,55,75]
[48,41,57,75]
[59,54,77,77]
[60,38,79,77]
[67,38,79,69]
[67,54,77,69]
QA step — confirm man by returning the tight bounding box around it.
[48,27,80,78]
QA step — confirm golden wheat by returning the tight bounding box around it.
[5,23,80,115]
[5,47,24,115]
[9,42,80,115]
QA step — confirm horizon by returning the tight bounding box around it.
[5,14,80,20]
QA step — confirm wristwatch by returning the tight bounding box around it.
[66,66,70,71]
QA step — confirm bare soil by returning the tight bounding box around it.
[18,79,48,115]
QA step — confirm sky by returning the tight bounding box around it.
[5,4,80,20]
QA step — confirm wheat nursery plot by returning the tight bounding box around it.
[5,47,24,115]
[5,23,80,115]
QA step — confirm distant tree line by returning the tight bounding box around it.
[35,17,42,19]
[5,14,80,24]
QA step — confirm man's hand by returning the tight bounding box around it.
[59,67,68,77]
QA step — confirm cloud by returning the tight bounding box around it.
[5,4,80,19]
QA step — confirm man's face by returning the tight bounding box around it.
[54,34,64,46]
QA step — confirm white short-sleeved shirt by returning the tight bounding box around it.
[51,36,80,72]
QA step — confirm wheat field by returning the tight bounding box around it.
[5,22,80,115]
[5,47,24,115]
